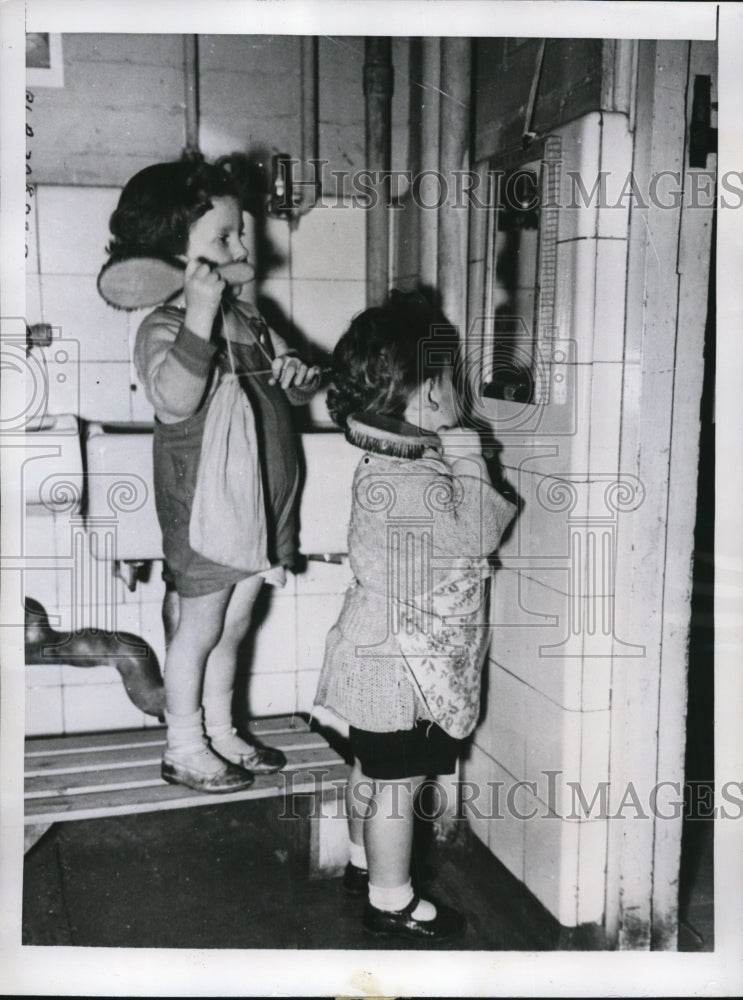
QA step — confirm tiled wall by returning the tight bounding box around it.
[461,111,635,927]
[25,183,365,736]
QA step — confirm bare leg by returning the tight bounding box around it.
[202,574,264,699]
[160,586,254,790]
[364,774,425,888]
[347,758,373,848]
[164,588,231,715]
[202,574,285,772]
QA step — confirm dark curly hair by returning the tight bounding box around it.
[326,289,462,429]
[106,152,242,260]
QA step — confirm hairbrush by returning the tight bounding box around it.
[97,256,255,311]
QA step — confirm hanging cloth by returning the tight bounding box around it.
[189,328,270,574]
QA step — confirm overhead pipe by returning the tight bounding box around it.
[183,35,200,155]
[437,38,472,335]
[364,37,393,307]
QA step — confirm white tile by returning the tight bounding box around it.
[62,679,147,733]
[25,684,64,736]
[78,361,133,421]
[61,664,121,686]
[247,593,296,675]
[554,239,596,360]
[290,278,365,356]
[577,819,608,924]
[489,572,585,710]
[587,363,623,474]
[523,806,580,927]
[468,752,526,883]
[138,597,168,669]
[257,277,293,331]
[259,214,292,281]
[129,380,155,422]
[294,558,353,596]
[22,567,59,627]
[23,513,58,560]
[597,112,634,240]
[578,656,612,712]
[555,112,602,243]
[40,274,130,363]
[295,592,346,672]
[39,350,83,418]
[298,432,358,555]
[592,239,629,363]
[289,201,366,280]
[245,670,300,718]
[36,185,121,276]
[524,691,582,817]
[26,273,42,324]
[578,710,611,814]
[294,668,322,715]
[25,664,63,688]
[479,661,527,778]
[461,741,497,854]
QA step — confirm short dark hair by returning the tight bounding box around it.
[106,153,241,260]
[326,289,461,429]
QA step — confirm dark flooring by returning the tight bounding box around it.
[23,795,712,952]
[22,798,553,951]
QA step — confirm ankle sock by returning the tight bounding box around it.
[202,692,253,762]
[165,709,224,775]
[348,841,368,871]
[368,880,437,920]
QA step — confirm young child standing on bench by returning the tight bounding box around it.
[105,154,320,793]
[314,291,516,941]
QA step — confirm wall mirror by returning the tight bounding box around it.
[479,135,561,406]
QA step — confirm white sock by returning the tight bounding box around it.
[165,709,224,776]
[368,880,414,912]
[349,841,368,870]
[165,708,206,753]
[202,692,248,759]
[368,880,437,920]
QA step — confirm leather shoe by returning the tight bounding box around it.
[342,862,369,895]
[213,741,287,775]
[362,895,466,942]
[161,756,255,793]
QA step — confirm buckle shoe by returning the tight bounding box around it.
[362,895,466,942]
[212,740,287,774]
[161,755,255,793]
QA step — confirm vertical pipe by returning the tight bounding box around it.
[437,37,472,333]
[300,36,319,172]
[183,35,199,154]
[364,38,393,307]
[418,38,441,291]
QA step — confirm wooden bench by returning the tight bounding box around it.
[24,714,350,877]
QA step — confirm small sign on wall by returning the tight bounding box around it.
[26,33,64,88]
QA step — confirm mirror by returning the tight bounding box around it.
[480,135,561,405]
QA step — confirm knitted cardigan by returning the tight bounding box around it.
[314,448,516,736]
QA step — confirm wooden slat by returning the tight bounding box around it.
[24,715,349,828]
[25,762,350,824]
[26,746,344,797]
[24,716,309,757]
[25,730,327,776]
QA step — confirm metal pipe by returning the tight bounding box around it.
[183,35,199,154]
[418,38,441,291]
[364,37,393,307]
[437,37,472,334]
